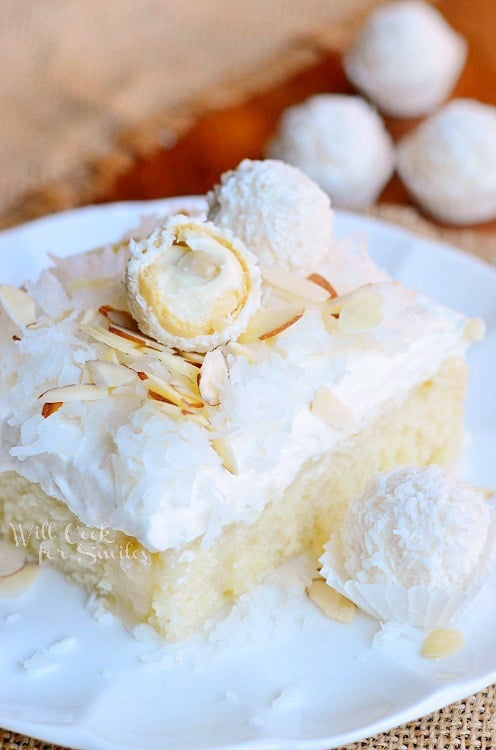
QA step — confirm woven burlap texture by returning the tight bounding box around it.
[0,0,386,220]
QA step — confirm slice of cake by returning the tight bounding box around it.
[0,160,480,641]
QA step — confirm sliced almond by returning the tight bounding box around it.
[239,307,304,344]
[198,348,229,407]
[155,349,202,382]
[310,387,356,432]
[98,305,138,330]
[0,562,39,597]
[225,341,255,363]
[88,360,137,389]
[39,383,108,404]
[211,437,239,475]
[306,273,338,299]
[0,541,27,578]
[145,373,203,410]
[108,324,151,346]
[338,289,383,334]
[0,285,36,328]
[84,325,144,357]
[177,350,204,366]
[42,402,63,418]
[262,267,330,304]
[463,317,485,343]
[421,628,464,659]
[307,579,357,623]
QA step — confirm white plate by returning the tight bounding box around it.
[0,200,495,750]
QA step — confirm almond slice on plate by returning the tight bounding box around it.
[198,348,229,407]
[262,267,330,304]
[310,387,356,432]
[211,437,239,475]
[306,273,338,299]
[239,307,304,344]
[421,628,464,659]
[0,541,27,578]
[0,563,40,597]
[88,360,137,389]
[0,285,36,328]
[307,579,357,623]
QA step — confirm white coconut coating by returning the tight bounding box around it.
[340,466,492,591]
[126,215,261,352]
[207,159,333,275]
[267,95,394,209]
[397,99,496,224]
[344,1,467,118]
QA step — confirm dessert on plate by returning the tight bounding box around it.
[0,159,481,641]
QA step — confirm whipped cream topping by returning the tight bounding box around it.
[0,227,473,553]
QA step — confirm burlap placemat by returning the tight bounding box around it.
[0,0,385,225]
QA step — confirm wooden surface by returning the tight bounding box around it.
[101,0,496,231]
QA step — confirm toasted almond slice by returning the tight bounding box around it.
[262,267,330,303]
[39,384,108,404]
[239,307,304,344]
[421,629,464,659]
[0,285,36,328]
[0,541,27,578]
[147,391,210,427]
[307,579,357,623]
[88,360,137,389]
[225,341,255,362]
[42,402,63,418]
[154,349,202,381]
[198,349,229,407]
[98,305,138,330]
[211,437,239,475]
[0,563,39,597]
[177,350,205,366]
[338,289,383,334]
[310,387,356,432]
[108,324,150,346]
[145,374,203,410]
[84,325,144,356]
[306,273,338,299]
